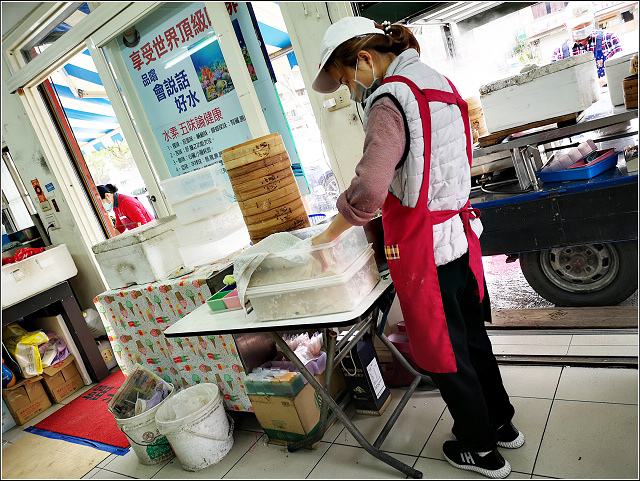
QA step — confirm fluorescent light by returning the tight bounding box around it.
[164,34,217,70]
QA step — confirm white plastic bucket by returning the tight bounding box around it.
[110,385,175,465]
[155,383,234,471]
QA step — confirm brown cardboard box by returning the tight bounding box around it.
[41,355,85,403]
[248,366,347,447]
[2,376,52,425]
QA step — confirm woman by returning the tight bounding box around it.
[97,184,154,234]
[311,17,523,479]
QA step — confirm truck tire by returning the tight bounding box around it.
[519,240,638,307]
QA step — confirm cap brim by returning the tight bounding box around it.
[312,68,340,94]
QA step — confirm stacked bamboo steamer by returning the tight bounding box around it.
[623,54,638,110]
[464,96,489,143]
[222,133,310,244]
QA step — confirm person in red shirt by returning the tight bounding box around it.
[97,184,154,234]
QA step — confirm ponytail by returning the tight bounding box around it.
[327,20,420,71]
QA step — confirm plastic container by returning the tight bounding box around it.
[238,224,370,288]
[206,285,241,312]
[537,149,618,183]
[160,163,230,204]
[176,204,246,248]
[246,247,380,321]
[1,244,78,308]
[605,51,638,106]
[179,227,250,267]
[92,215,182,289]
[170,184,238,225]
[155,383,234,471]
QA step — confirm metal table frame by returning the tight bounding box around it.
[163,274,430,479]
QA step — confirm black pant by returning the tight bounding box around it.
[427,253,515,452]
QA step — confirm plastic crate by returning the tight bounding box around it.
[537,149,619,183]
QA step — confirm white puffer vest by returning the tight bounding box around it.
[363,49,483,266]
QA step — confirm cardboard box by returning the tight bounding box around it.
[248,366,347,446]
[41,355,85,403]
[2,376,52,425]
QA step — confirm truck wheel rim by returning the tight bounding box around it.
[540,244,619,293]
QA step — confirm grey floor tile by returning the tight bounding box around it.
[491,345,569,356]
[97,454,117,468]
[90,468,137,479]
[419,396,552,476]
[320,401,355,443]
[555,366,638,404]
[308,443,416,479]
[152,430,263,479]
[223,438,331,478]
[81,467,102,479]
[534,399,638,479]
[569,334,639,346]
[489,335,572,346]
[413,456,531,479]
[333,388,446,456]
[566,345,638,357]
[99,448,172,478]
[498,365,562,399]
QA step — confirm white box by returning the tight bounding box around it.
[247,247,380,321]
[176,203,246,247]
[605,51,638,106]
[170,183,237,225]
[179,227,251,267]
[160,163,230,204]
[479,53,600,133]
[92,215,182,289]
[1,244,78,308]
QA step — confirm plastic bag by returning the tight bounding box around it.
[2,324,49,377]
[38,332,70,367]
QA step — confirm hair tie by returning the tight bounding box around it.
[381,20,392,35]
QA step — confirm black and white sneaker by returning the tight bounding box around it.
[443,441,511,479]
[496,421,525,449]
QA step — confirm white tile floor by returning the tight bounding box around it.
[2,332,638,479]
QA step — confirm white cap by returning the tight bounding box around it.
[565,2,595,30]
[312,16,383,93]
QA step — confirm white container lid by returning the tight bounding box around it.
[246,246,374,297]
[92,215,179,253]
[605,50,638,67]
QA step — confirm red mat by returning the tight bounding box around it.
[33,370,129,449]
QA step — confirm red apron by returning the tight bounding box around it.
[380,75,484,374]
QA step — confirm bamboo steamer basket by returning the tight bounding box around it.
[226,153,289,180]
[247,213,310,243]
[623,75,638,109]
[238,187,302,216]
[242,199,306,224]
[227,159,292,185]
[222,133,310,244]
[464,96,489,137]
[232,174,298,202]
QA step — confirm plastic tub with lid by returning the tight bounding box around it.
[246,247,380,321]
[237,224,370,288]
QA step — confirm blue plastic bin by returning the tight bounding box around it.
[537,149,618,183]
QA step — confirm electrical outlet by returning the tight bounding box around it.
[324,88,351,112]
[45,213,59,230]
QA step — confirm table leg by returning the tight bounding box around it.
[268,330,423,479]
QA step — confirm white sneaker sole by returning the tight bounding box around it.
[443,452,512,479]
[497,430,525,449]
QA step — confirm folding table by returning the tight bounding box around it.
[164,273,431,478]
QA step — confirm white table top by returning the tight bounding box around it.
[163,274,393,337]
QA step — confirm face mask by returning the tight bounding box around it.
[103,202,113,211]
[570,22,595,41]
[349,58,381,103]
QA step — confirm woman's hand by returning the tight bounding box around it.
[310,213,354,270]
